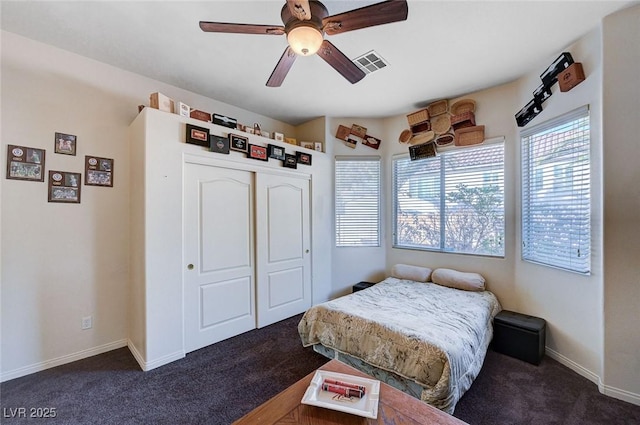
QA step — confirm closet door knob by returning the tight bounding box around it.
[305,249,310,253]
[187,264,194,270]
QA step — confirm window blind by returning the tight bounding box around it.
[393,142,504,256]
[521,106,591,274]
[335,156,381,247]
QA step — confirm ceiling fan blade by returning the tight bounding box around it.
[266,46,298,87]
[322,0,408,35]
[199,21,285,35]
[317,40,365,84]
[286,0,312,21]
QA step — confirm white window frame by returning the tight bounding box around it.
[521,105,591,274]
[392,140,505,257]
[335,156,381,247]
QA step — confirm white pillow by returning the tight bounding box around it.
[391,264,432,283]
[431,268,485,291]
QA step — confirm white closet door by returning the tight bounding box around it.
[184,163,256,353]
[255,173,311,328]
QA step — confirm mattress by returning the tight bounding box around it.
[298,277,501,413]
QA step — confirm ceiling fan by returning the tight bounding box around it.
[199,0,408,87]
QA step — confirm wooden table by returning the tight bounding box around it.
[233,359,468,424]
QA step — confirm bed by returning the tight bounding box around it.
[298,274,502,414]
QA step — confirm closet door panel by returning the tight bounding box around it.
[184,163,255,353]
[256,173,311,327]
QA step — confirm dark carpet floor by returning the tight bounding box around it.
[2,314,639,424]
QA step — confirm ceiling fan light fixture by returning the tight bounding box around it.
[287,25,323,56]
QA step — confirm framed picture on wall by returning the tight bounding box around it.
[268,144,285,161]
[54,132,77,156]
[296,151,312,166]
[185,124,210,147]
[248,144,268,161]
[6,144,46,182]
[283,153,297,169]
[229,133,249,153]
[48,170,81,203]
[210,135,230,154]
[85,156,114,187]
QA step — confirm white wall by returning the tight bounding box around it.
[513,27,605,381]
[327,117,388,297]
[601,5,640,401]
[0,31,300,380]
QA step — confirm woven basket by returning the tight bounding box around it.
[451,111,476,131]
[454,125,485,146]
[407,108,430,126]
[409,130,435,145]
[399,129,412,144]
[450,99,476,115]
[427,99,448,117]
[432,114,452,135]
[411,121,431,134]
[435,133,455,146]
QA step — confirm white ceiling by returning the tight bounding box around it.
[1,1,635,125]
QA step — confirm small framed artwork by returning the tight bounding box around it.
[248,144,268,161]
[350,124,367,139]
[268,144,286,161]
[285,137,297,146]
[260,130,270,138]
[314,142,323,152]
[283,153,297,169]
[210,135,230,154]
[186,124,210,147]
[363,135,381,150]
[345,137,360,149]
[6,145,45,182]
[335,125,350,141]
[296,151,312,166]
[54,132,77,155]
[229,133,249,153]
[85,156,114,187]
[273,132,284,142]
[48,170,81,203]
[300,141,314,150]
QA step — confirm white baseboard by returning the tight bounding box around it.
[546,347,640,407]
[127,340,184,371]
[0,339,127,383]
[545,347,600,384]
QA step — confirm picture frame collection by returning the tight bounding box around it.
[185,123,312,170]
[5,132,114,204]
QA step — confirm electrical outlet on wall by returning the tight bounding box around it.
[81,316,93,330]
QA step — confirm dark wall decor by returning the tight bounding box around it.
[268,144,286,161]
[185,124,210,147]
[283,154,297,169]
[6,144,45,182]
[229,133,249,153]
[296,151,312,166]
[210,135,230,154]
[85,156,114,187]
[54,132,77,155]
[48,170,81,203]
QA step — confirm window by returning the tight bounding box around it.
[521,106,590,274]
[393,142,504,256]
[335,156,381,247]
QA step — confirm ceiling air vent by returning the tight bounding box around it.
[354,50,388,74]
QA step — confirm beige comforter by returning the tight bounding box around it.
[298,277,501,413]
